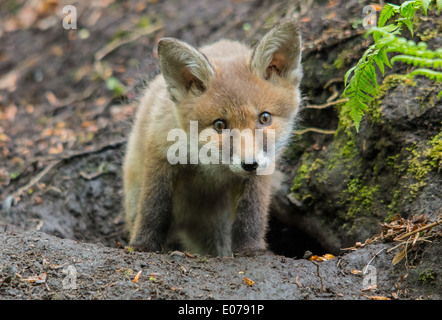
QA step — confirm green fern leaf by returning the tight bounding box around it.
[410,68,442,81]
[378,3,400,27]
[348,100,369,132]
[342,0,442,132]
[344,65,357,87]
[397,17,414,37]
[374,56,385,75]
[420,0,431,15]
[391,55,442,69]
[400,1,419,18]
[378,47,392,68]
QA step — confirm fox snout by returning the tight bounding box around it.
[241,160,259,172]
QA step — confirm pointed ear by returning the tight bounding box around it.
[250,21,302,85]
[158,38,215,102]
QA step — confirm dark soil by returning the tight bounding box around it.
[1,230,439,300]
[0,0,440,300]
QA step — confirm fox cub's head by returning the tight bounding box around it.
[159,21,302,176]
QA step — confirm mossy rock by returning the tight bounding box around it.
[276,76,442,253]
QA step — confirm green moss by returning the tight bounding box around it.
[417,29,439,42]
[386,188,402,221]
[428,131,442,172]
[291,157,326,201]
[341,177,380,218]
[292,163,310,192]
[418,268,436,284]
[407,145,431,181]
[333,48,355,70]
[405,132,442,197]
[327,131,361,173]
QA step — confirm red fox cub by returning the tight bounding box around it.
[123,21,302,257]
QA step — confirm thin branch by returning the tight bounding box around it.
[9,139,126,204]
[306,98,349,109]
[94,21,163,61]
[394,219,441,241]
[12,160,60,201]
[292,127,336,135]
[311,261,325,292]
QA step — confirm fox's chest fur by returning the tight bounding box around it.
[123,20,303,257]
[169,167,241,256]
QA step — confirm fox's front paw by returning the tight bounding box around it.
[130,244,159,252]
[130,238,162,253]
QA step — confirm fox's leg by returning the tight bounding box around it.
[232,176,272,256]
[129,165,173,252]
[193,213,232,257]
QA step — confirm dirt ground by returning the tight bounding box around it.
[0,230,439,300]
[0,0,441,300]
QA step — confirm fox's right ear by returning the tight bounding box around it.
[251,20,302,85]
[158,38,215,103]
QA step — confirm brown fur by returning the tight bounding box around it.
[123,21,302,256]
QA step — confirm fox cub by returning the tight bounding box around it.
[123,21,303,257]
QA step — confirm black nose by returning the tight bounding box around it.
[241,161,259,172]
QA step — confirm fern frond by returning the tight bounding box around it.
[342,0,442,132]
[391,55,442,69]
[378,3,400,27]
[348,100,369,131]
[410,68,442,81]
[400,1,421,18]
[420,0,432,15]
[396,17,415,36]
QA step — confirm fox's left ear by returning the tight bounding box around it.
[251,20,302,85]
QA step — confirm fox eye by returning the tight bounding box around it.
[213,119,226,133]
[259,112,272,125]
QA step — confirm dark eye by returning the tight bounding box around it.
[213,119,226,133]
[259,112,272,125]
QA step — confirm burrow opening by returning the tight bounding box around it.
[266,214,327,258]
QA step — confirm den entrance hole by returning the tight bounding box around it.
[266,214,327,258]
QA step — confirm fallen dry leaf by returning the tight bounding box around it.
[133,270,142,283]
[309,255,324,262]
[22,272,47,283]
[34,196,43,205]
[364,295,391,300]
[309,253,335,262]
[392,245,408,265]
[48,143,63,154]
[0,133,10,142]
[243,277,255,286]
[361,284,378,291]
[184,251,195,258]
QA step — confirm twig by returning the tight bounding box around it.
[80,162,107,181]
[363,247,387,272]
[9,139,126,204]
[95,21,163,61]
[59,138,126,162]
[305,98,349,109]
[45,86,96,108]
[12,160,60,201]
[311,261,325,292]
[292,127,336,135]
[394,219,441,241]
